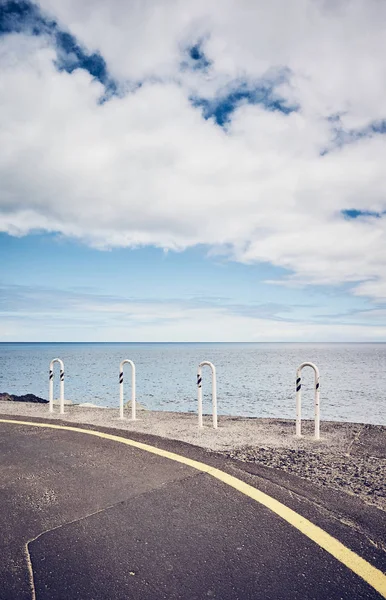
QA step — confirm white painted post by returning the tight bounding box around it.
[295,362,320,440]
[197,361,218,429]
[49,368,53,414]
[197,369,203,428]
[212,367,217,429]
[49,358,65,415]
[60,367,64,415]
[119,360,136,420]
[296,367,302,437]
[315,370,320,440]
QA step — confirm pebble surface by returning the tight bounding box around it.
[224,440,386,511]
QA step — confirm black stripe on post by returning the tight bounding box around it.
[296,377,301,385]
[296,384,301,392]
[316,383,320,390]
[49,370,53,380]
[197,375,202,387]
[119,373,123,384]
[60,371,64,381]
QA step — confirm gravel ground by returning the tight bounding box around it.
[224,439,386,511]
[1,401,385,511]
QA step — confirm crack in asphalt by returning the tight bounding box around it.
[24,471,201,599]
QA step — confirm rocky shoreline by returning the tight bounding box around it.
[0,392,48,404]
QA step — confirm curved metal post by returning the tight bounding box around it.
[296,362,320,440]
[119,360,136,420]
[197,361,217,429]
[49,358,65,415]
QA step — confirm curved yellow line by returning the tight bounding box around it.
[1,418,385,598]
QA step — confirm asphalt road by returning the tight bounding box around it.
[0,417,385,600]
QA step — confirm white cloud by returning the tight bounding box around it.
[36,0,386,126]
[1,0,386,301]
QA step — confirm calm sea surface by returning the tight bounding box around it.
[0,343,385,425]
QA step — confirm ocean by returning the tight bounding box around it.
[0,342,385,425]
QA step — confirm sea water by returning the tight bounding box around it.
[0,342,385,425]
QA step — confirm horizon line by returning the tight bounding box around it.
[1,341,385,345]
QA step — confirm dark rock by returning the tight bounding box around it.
[0,392,48,404]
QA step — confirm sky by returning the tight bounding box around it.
[1,0,386,342]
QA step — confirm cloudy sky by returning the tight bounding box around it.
[1,0,386,342]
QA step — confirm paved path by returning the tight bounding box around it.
[1,417,385,599]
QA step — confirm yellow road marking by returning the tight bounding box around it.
[1,418,385,598]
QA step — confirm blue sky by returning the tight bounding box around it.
[1,0,386,341]
[1,232,382,341]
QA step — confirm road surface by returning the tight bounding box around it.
[0,416,385,599]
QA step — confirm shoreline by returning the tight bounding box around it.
[1,401,385,512]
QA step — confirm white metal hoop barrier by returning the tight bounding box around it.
[119,360,136,420]
[296,362,320,440]
[197,361,218,429]
[49,358,65,415]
